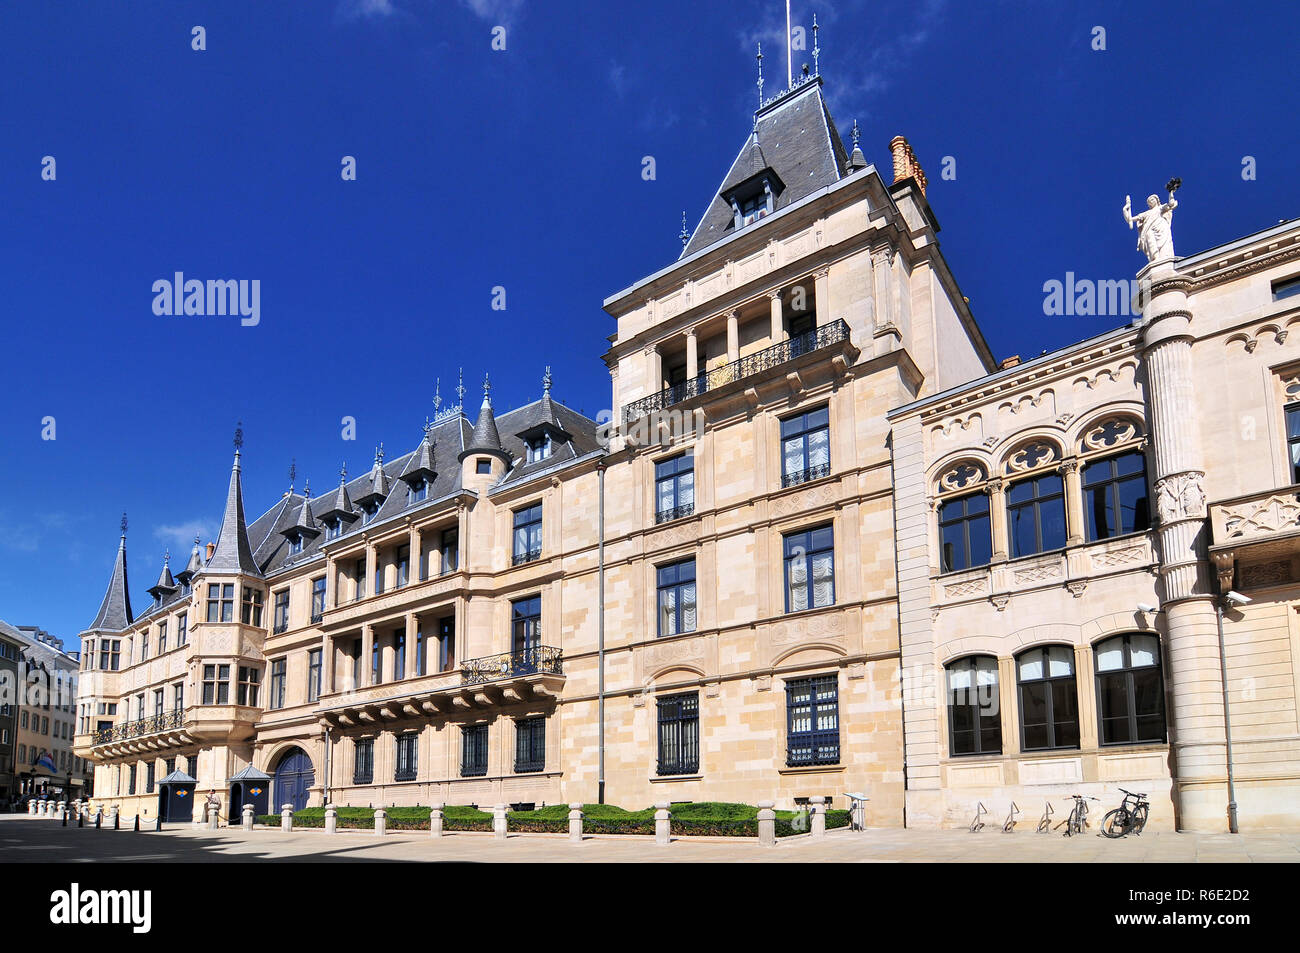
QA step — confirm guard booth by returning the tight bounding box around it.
[157,769,197,822]
[227,764,271,817]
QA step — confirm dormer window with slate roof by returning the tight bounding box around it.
[407,478,428,504]
[402,422,438,506]
[280,482,321,555]
[317,467,359,538]
[355,445,390,523]
[527,434,553,464]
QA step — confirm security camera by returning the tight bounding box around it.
[1136,603,1159,614]
[1224,591,1252,606]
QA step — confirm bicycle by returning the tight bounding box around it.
[1054,794,1098,837]
[1101,788,1150,838]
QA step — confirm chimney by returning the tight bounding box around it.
[999,355,1022,369]
[888,135,928,195]
[205,541,216,561]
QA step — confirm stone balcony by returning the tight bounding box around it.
[79,705,258,759]
[320,569,469,631]
[316,645,564,728]
[1209,484,1300,590]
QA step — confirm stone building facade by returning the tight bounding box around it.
[72,70,1300,832]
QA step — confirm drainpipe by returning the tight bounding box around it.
[321,726,331,806]
[597,459,607,805]
[1214,598,1239,834]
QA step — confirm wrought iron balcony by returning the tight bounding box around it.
[93,709,185,745]
[786,731,841,767]
[512,546,543,567]
[655,502,695,525]
[623,319,852,424]
[782,462,832,489]
[462,645,563,685]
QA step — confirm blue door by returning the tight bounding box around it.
[273,749,314,812]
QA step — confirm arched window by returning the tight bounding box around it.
[1079,417,1150,541]
[1095,633,1166,745]
[1016,645,1079,750]
[946,656,1002,756]
[1003,440,1066,558]
[935,461,991,573]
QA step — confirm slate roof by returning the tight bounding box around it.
[227,764,271,782]
[682,77,850,259]
[88,533,133,632]
[205,451,261,577]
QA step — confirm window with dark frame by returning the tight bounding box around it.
[1095,633,1167,745]
[946,655,1002,756]
[1273,275,1300,301]
[514,717,546,773]
[511,596,542,670]
[655,453,695,523]
[158,620,167,654]
[307,649,322,702]
[785,675,840,766]
[783,524,835,612]
[206,583,234,623]
[310,576,327,622]
[1007,473,1067,558]
[396,545,409,588]
[656,559,697,637]
[273,590,290,633]
[145,761,156,794]
[512,503,543,565]
[780,406,831,487]
[461,723,489,777]
[438,618,455,672]
[441,528,458,574]
[237,666,261,707]
[177,612,187,646]
[1286,402,1300,484]
[353,738,374,784]
[395,732,418,781]
[1016,645,1080,751]
[939,491,992,573]
[1083,451,1151,541]
[268,658,286,710]
[656,692,699,776]
[202,664,230,705]
[393,632,406,681]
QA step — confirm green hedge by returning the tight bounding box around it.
[256,802,851,837]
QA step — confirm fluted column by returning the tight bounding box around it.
[323,634,336,695]
[1139,259,1224,831]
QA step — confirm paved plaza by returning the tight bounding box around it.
[1,814,1296,863]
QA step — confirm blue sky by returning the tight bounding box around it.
[1,0,1296,646]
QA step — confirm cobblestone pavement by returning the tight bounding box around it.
[1,814,1296,862]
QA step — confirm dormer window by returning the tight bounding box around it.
[527,434,553,464]
[408,478,428,503]
[361,502,381,523]
[326,518,344,540]
[738,188,771,226]
[288,535,304,555]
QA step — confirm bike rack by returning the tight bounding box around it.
[1002,801,1020,832]
[968,802,987,832]
[1036,801,1053,833]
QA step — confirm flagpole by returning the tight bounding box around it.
[786,0,793,88]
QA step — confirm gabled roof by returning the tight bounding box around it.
[227,764,271,782]
[159,769,197,785]
[87,531,133,632]
[205,450,261,577]
[682,77,849,259]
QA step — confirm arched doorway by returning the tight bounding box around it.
[272,748,314,813]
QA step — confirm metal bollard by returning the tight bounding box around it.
[110,807,119,830]
[757,801,776,847]
[809,796,826,840]
[568,803,584,843]
[280,804,293,832]
[654,802,672,846]
[242,804,254,832]
[95,810,102,830]
[492,804,508,840]
[156,816,163,832]
[429,803,444,838]
[133,815,140,832]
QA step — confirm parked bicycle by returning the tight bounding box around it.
[1055,794,1098,837]
[1101,788,1150,838]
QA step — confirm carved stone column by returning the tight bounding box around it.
[685,327,698,379]
[814,269,830,328]
[1139,259,1224,831]
[986,478,1008,562]
[405,613,420,680]
[768,291,784,343]
[361,624,375,688]
[726,310,739,364]
[1059,461,1084,546]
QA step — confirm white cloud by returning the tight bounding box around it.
[337,0,399,19]
[460,0,525,26]
[154,520,215,551]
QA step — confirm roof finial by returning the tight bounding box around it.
[303,479,311,501]
[456,367,466,405]
[423,416,434,439]
[233,421,244,453]
[288,458,297,493]
[120,512,128,537]
[543,366,553,397]
[756,43,764,112]
[482,373,492,406]
[433,377,442,413]
[679,210,689,248]
[812,12,820,76]
[163,548,170,566]
[852,119,860,150]
[339,461,348,483]
[375,443,385,465]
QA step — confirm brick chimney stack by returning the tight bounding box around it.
[888,135,928,195]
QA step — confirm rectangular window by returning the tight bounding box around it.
[511,596,542,667]
[237,666,261,707]
[781,406,831,487]
[395,732,418,781]
[1007,474,1068,557]
[947,656,1003,756]
[145,761,156,795]
[177,613,187,646]
[461,724,489,777]
[158,621,167,654]
[1286,402,1300,485]
[393,632,406,681]
[353,738,374,784]
[656,692,699,776]
[206,583,234,623]
[512,503,544,565]
[785,675,840,766]
[173,682,184,712]
[241,587,264,626]
[273,590,290,634]
[415,627,426,677]
[127,764,136,796]
[153,689,164,717]
[527,434,552,463]
[783,525,835,612]
[140,633,149,661]
[514,717,546,773]
[307,649,322,703]
[1273,275,1300,301]
[396,546,409,588]
[100,640,121,671]
[657,559,698,637]
[408,478,428,503]
[939,491,992,573]
[1083,452,1151,541]
[441,528,459,574]
[202,664,230,705]
[655,453,695,523]
[268,658,286,710]
[438,618,455,672]
[310,577,327,622]
[476,458,491,474]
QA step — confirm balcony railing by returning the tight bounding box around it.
[512,547,543,567]
[461,645,563,685]
[655,502,695,524]
[93,709,185,745]
[782,462,832,489]
[786,731,841,767]
[624,319,851,424]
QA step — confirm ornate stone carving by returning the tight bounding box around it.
[1091,545,1147,568]
[1065,580,1089,598]
[1005,441,1059,474]
[938,461,985,492]
[1123,186,1178,263]
[1219,492,1300,540]
[944,578,988,598]
[1080,417,1143,452]
[989,593,1011,612]
[1014,563,1062,585]
[1155,471,1206,523]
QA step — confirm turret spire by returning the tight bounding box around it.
[87,517,134,632]
[206,427,261,576]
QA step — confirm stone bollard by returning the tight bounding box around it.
[208,804,219,831]
[809,796,826,840]
[757,801,777,847]
[242,804,255,831]
[654,802,672,846]
[27,799,36,815]
[568,803,584,843]
[55,801,65,822]
[492,804,508,840]
[429,803,444,838]
[374,808,387,836]
[324,804,337,835]
[280,804,294,832]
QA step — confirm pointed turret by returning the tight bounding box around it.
[206,426,261,577]
[87,514,134,632]
[317,465,358,526]
[147,550,178,602]
[458,374,512,465]
[176,535,203,587]
[281,482,322,543]
[402,423,439,488]
[355,444,391,511]
[517,367,572,458]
